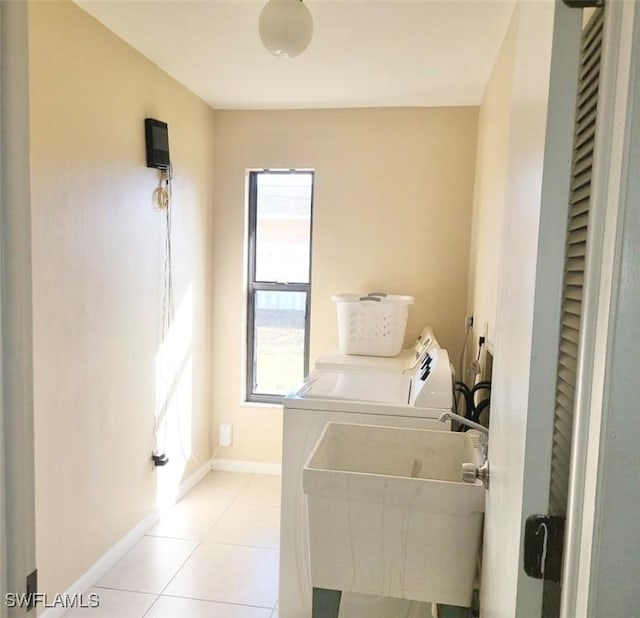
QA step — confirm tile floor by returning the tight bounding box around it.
[65,472,281,618]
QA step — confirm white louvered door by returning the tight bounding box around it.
[548,7,603,518]
[542,8,604,616]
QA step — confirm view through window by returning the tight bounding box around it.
[246,170,313,402]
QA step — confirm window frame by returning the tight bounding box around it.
[245,169,314,404]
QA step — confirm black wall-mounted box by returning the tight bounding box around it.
[144,118,170,170]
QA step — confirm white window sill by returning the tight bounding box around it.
[240,400,282,410]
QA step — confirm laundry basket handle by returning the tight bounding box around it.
[359,295,382,302]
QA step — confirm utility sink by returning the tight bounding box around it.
[302,422,486,608]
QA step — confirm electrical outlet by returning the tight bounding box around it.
[219,423,233,447]
[465,315,474,330]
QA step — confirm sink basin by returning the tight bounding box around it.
[302,422,485,607]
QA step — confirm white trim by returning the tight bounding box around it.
[211,458,282,476]
[0,0,36,604]
[37,509,160,618]
[175,458,214,501]
[239,401,281,410]
[575,1,640,614]
[37,459,212,618]
[559,6,614,616]
[0,5,7,612]
[563,2,638,616]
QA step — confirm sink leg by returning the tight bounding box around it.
[312,587,342,618]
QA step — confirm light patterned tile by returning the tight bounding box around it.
[96,536,197,594]
[146,497,231,541]
[203,503,280,549]
[145,596,272,617]
[192,471,252,501]
[62,587,155,617]
[235,475,281,507]
[164,543,279,608]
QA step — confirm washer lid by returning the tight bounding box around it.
[297,371,411,405]
[315,348,418,373]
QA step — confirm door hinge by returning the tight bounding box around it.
[524,515,565,582]
[26,569,38,611]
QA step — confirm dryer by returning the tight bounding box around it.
[314,325,439,374]
[280,347,453,618]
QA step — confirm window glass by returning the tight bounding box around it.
[247,170,313,402]
[255,173,312,284]
[252,290,307,396]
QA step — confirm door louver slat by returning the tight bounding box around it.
[570,186,591,206]
[560,338,579,358]
[568,212,589,231]
[576,93,597,122]
[562,298,582,317]
[562,313,581,330]
[559,325,580,344]
[574,139,595,164]
[578,61,600,97]
[557,375,576,399]
[569,198,590,219]
[574,117,597,150]
[567,228,588,245]
[564,284,583,301]
[566,241,587,259]
[581,16,602,51]
[578,76,598,112]
[571,170,592,192]
[573,152,593,176]
[566,257,586,273]
[579,43,601,84]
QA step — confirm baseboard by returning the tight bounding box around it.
[38,459,212,618]
[176,458,214,501]
[211,458,281,476]
[38,508,160,618]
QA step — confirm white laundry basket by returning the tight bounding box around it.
[332,293,414,357]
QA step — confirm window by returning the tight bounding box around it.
[246,170,314,403]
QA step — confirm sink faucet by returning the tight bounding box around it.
[440,411,490,488]
[438,411,488,435]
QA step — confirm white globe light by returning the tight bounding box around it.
[259,0,313,59]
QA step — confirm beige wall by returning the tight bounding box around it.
[212,108,478,464]
[466,11,520,609]
[466,6,516,357]
[29,1,215,596]
[465,0,564,612]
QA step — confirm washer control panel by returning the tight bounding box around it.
[410,347,453,410]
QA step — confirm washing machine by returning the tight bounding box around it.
[314,325,439,374]
[280,347,453,618]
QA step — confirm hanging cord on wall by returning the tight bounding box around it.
[152,165,207,470]
[463,334,484,387]
[153,164,173,211]
[152,165,174,465]
[160,166,174,338]
[456,321,473,416]
[458,321,472,380]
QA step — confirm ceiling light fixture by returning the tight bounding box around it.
[258,0,313,59]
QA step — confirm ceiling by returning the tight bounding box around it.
[75,0,515,110]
